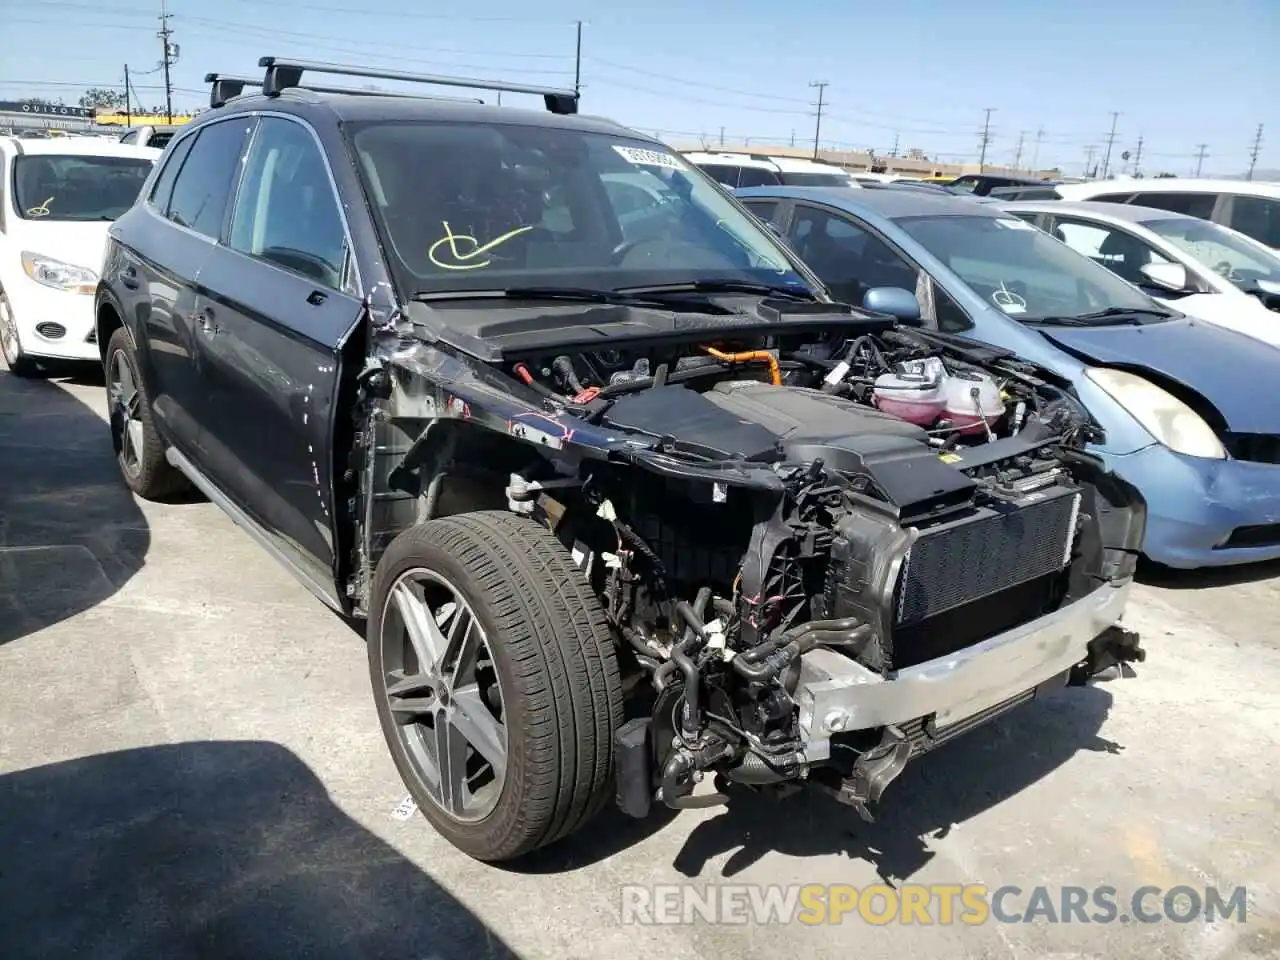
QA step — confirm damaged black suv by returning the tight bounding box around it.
[96,57,1147,862]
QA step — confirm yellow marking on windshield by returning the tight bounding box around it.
[26,196,54,218]
[428,220,535,271]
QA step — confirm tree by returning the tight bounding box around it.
[79,88,126,110]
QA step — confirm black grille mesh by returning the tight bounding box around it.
[894,488,1079,626]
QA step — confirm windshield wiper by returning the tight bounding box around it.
[1024,306,1172,327]
[412,286,688,308]
[616,278,818,301]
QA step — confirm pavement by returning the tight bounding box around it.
[1,363,1278,960]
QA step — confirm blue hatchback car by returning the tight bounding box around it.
[737,185,1280,568]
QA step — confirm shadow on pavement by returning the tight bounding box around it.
[0,739,517,960]
[1137,555,1280,590]
[0,369,149,645]
[670,683,1119,883]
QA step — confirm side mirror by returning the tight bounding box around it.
[863,286,922,323]
[1139,261,1192,294]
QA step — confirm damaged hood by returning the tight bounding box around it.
[1038,317,1280,434]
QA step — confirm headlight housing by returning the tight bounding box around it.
[1086,367,1226,459]
[21,252,98,295]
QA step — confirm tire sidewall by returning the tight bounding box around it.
[367,528,538,857]
[0,292,33,374]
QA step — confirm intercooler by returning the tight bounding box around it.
[893,483,1082,628]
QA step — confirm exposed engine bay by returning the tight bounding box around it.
[368,303,1147,820]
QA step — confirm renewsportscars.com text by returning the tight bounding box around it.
[619,883,1249,926]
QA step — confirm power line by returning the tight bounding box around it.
[1100,111,1120,179]
[1193,143,1209,176]
[977,107,995,171]
[809,80,830,159]
[1247,124,1264,181]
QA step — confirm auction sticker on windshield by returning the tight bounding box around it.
[613,145,685,170]
[993,218,1036,231]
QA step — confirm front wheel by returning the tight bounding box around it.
[0,292,42,378]
[367,511,624,862]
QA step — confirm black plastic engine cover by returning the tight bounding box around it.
[602,386,781,462]
[704,381,975,520]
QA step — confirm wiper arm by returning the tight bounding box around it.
[1025,306,1170,327]
[412,286,678,308]
[617,278,818,301]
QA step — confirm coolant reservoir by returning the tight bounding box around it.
[944,371,1005,435]
[873,357,946,426]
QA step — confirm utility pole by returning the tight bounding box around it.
[573,21,582,95]
[1193,143,1209,177]
[123,64,131,127]
[1013,130,1026,170]
[157,0,176,123]
[1247,124,1264,180]
[809,80,829,160]
[719,126,725,146]
[890,132,899,158]
[977,107,995,171]
[1083,144,1097,178]
[789,129,796,147]
[1132,135,1144,177]
[1100,111,1120,179]
[1031,126,1045,171]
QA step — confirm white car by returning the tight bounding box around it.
[681,150,855,188]
[1002,199,1280,345]
[1053,177,1280,250]
[0,137,159,375]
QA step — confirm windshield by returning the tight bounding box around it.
[897,214,1161,323]
[12,154,154,221]
[780,172,852,187]
[348,122,811,297]
[1142,217,1280,290]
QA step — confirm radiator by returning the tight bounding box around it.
[894,485,1081,627]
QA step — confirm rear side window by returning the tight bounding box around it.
[695,163,743,187]
[165,118,254,239]
[1228,196,1280,248]
[737,167,783,187]
[1130,192,1216,219]
[1088,193,1135,204]
[148,132,194,211]
[740,199,778,221]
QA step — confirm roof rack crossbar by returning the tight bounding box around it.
[256,57,580,115]
[204,72,483,109]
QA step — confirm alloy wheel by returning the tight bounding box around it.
[108,349,144,478]
[379,567,508,823]
[0,297,20,367]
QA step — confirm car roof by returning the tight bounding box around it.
[736,184,1006,220]
[1058,178,1280,199]
[999,199,1203,224]
[767,155,847,174]
[681,150,779,171]
[210,89,653,141]
[0,136,160,159]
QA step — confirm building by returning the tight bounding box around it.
[0,100,95,135]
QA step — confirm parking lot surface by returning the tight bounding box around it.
[1,366,1278,960]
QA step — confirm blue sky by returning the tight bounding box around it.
[2,0,1276,176]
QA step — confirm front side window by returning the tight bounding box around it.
[693,163,742,188]
[1143,216,1280,291]
[1051,218,1173,286]
[229,117,347,289]
[166,117,255,239]
[736,166,784,188]
[898,214,1161,323]
[1227,196,1280,248]
[11,154,154,221]
[787,205,919,305]
[1130,192,1217,219]
[948,177,980,194]
[349,122,809,297]
[740,199,778,222]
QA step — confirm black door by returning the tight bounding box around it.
[131,117,256,457]
[191,116,361,605]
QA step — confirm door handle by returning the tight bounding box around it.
[121,265,139,290]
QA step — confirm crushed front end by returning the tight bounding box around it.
[359,303,1147,823]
